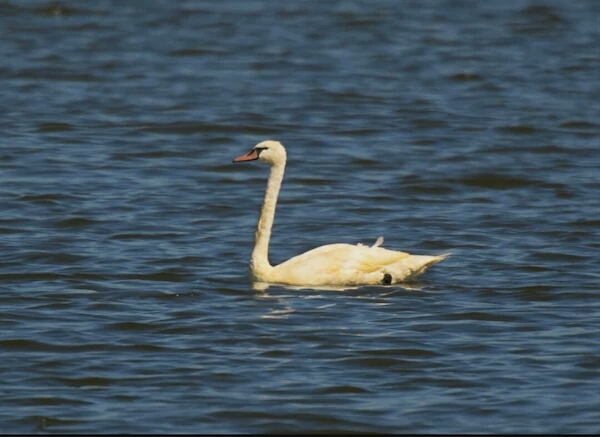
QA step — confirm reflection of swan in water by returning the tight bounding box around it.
[233,140,449,289]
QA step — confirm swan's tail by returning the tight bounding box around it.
[386,253,450,283]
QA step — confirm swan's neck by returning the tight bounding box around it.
[251,160,285,279]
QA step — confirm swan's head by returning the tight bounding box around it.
[233,140,287,166]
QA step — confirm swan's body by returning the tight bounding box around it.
[233,141,448,287]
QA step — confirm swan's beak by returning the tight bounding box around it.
[233,149,260,163]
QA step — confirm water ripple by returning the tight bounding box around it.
[0,0,598,434]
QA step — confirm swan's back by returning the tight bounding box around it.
[268,239,447,286]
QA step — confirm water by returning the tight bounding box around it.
[1,0,599,433]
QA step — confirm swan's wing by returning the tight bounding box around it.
[342,244,410,274]
[271,242,411,285]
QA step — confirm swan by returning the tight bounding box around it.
[233,140,448,287]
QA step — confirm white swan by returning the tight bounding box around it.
[233,140,448,287]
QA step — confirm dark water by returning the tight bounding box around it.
[1,0,599,433]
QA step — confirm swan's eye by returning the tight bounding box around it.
[254,147,268,156]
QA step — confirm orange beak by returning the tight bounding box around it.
[233,149,260,163]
